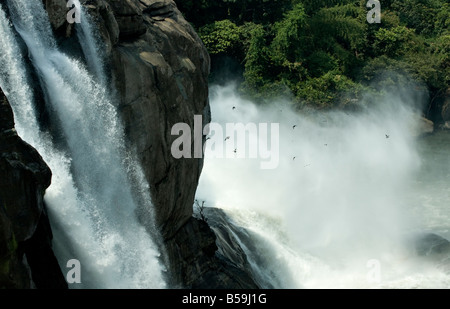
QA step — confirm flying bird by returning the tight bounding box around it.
[232,106,236,110]
[293,125,297,129]
[224,136,230,141]
[385,134,390,139]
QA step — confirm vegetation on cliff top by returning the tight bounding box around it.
[176,0,449,116]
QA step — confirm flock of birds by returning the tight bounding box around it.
[204,105,391,166]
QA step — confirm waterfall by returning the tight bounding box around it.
[1,1,166,288]
[73,0,107,85]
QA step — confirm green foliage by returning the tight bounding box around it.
[240,24,271,97]
[360,56,423,90]
[309,3,368,51]
[373,26,417,57]
[198,20,242,56]
[295,70,365,108]
[300,0,357,15]
[306,52,339,78]
[434,3,450,36]
[177,0,450,111]
[270,3,307,65]
[391,0,449,36]
[175,0,296,28]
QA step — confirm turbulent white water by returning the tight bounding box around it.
[1,1,166,288]
[197,83,450,289]
[73,0,107,85]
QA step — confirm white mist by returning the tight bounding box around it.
[197,83,450,288]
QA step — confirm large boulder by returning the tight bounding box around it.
[413,116,434,136]
[109,0,211,241]
[84,0,258,288]
[75,0,210,241]
[414,233,450,257]
[165,216,259,289]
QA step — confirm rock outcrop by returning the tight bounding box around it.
[165,216,258,289]
[414,233,450,257]
[70,0,210,242]
[96,0,256,288]
[414,116,434,136]
[441,88,450,129]
[0,88,67,289]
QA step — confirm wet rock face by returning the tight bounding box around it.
[0,88,66,289]
[73,0,210,240]
[84,0,258,287]
[165,216,259,289]
[414,233,450,257]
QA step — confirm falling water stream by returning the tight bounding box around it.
[0,0,166,288]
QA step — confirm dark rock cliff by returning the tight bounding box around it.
[0,0,258,288]
[0,88,67,289]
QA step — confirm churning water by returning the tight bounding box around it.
[197,83,450,289]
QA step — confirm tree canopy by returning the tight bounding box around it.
[175,0,449,117]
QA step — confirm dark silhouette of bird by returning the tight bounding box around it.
[232,106,236,110]
[293,125,297,129]
[385,134,390,139]
[224,136,230,141]
[293,156,296,161]
[234,149,237,154]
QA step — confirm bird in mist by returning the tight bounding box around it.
[293,125,297,129]
[232,106,236,110]
[234,149,237,154]
[293,156,296,161]
[385,134,390,139]
[224,136,230,141]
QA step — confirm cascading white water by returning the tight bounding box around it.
[73,0,107,85]
[197,83,450,289]
[1,1,166,288]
